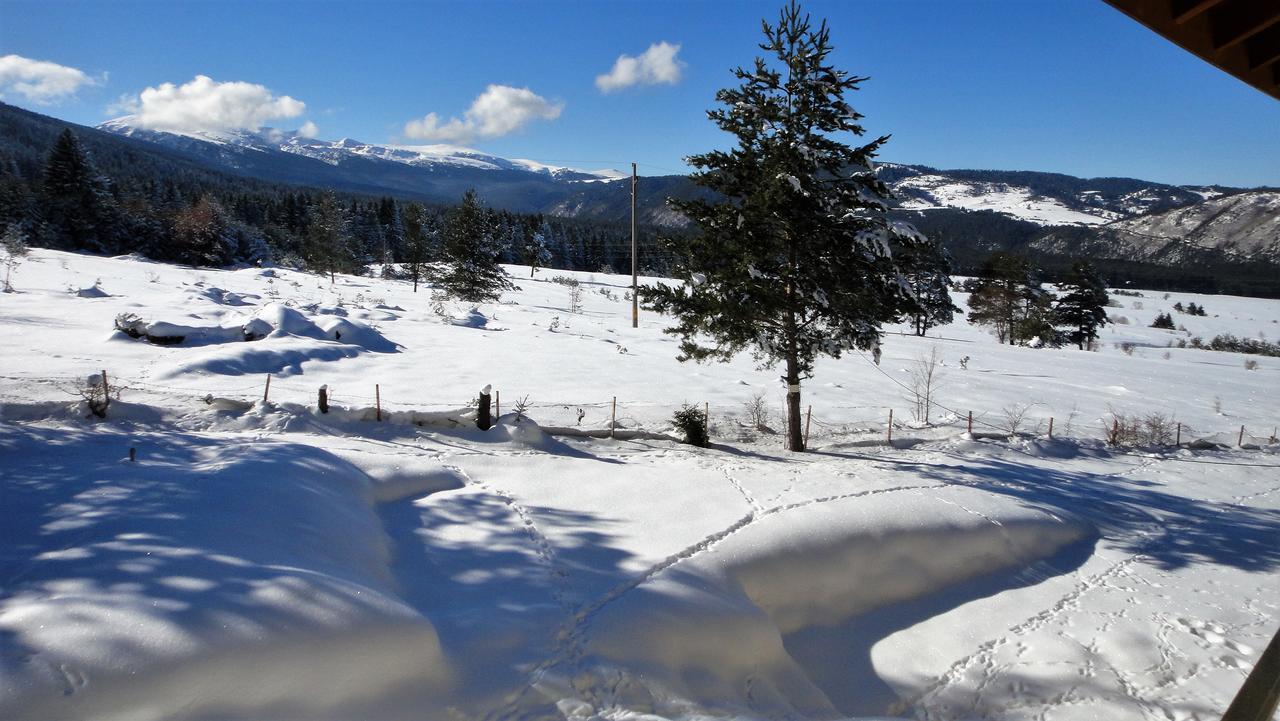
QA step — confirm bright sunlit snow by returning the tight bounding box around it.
[1,250,1277,721]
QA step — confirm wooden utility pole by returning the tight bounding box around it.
[631,162,638,329]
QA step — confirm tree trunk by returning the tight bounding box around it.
[785,353,803,452]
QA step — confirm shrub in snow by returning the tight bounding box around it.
[1150,312,1175,330]
[1106,409,1178,447]
[76,372,119,418]
[1244,358,1259,370]
[906,347,944,424]
[673,404,709,448]
[1,225,29,292]
[742,393,772,432]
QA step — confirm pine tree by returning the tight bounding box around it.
[40,129,117,252]
[304,190,354,283]
[436,189,513,303]
[1054,261,1109,350]
[402,201,433,292]
[172,195,233,266]
[640,2,923,452]
[968,253,1035,345]
[524,217,552,277]
[902,234,960,336]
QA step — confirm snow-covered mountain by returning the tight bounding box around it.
[95,117,623,212]
[1033,190,1280,266]
[99,116,624,182]
[877,163,1234,227]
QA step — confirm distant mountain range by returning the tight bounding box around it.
[4,103,1276,294]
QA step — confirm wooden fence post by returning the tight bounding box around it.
[101,369,111,416]
[1048,417,1054,439]
[262,374,271,404]
[704,401,710,440]
[968,410,973,434]
[1239,425,1246,447]
[318,385,329,414]
[477,385,492,431]
[1111,418,1119,445]
[1175,422,1181,446]
[887,409,894,444]
[610,397,617,439]
[804,405,812,447]
[375,384,381,422]
[495,390,500,419]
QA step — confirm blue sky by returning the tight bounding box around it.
[2,0,1278,186]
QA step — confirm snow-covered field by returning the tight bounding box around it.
[2,249,1277,721]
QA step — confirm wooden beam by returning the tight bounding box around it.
[1211,3,1280,52]
[1245,24,1280,69]
[1173,0,1225,25]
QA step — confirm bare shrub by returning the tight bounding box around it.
[567,281,583,314]
[512,395,531,421]
[1117,342,1136,355]
[73,373,121,418]
[1244,359,1259,370]
[1111,315,1130,325]
[1106,409,1178,446]
[1000,402,1034,436]
[742,392,772,432]
[1063,403,1081,436]
[906,347,944,424]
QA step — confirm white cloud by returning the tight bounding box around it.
[0,54,98,104]
[298,120,319,138]
[595,42,685,93]
[124,75,305,133]
[404,84,562,144]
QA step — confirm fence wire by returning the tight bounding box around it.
[1,370,1276,451]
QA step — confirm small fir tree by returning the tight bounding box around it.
[640,2,924,452]
[2,224,30,292]
[436,189,514,303]
[1054,261,1109,350]
[401,201,433,292]
[901,234,960,336]
[305,190,355,282]
[524,217,552,277]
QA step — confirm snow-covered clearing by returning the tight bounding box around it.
[1,250,1277,721]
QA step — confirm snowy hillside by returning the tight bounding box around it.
[894,173,1121,226]
[2,250,1278,721]
[881,163,1231,227]
[1102,190,1280,263]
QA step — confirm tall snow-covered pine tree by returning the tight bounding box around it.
[641,2,923,452]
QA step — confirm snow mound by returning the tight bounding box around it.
[73,284,109,298]
[448,307,489,328]
[572,487,1090,718]
[0,425,453,721]
[191,286,256,306]
[120,303,398,362]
